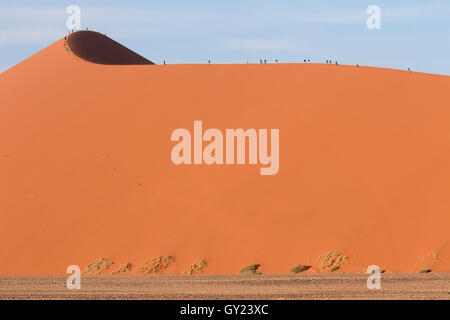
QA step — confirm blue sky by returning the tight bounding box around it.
[1,0,449,75]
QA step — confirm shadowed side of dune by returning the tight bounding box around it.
[67,30,154,65]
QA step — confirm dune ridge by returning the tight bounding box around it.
[0,32,450,275]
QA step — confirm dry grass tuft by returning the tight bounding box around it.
[240,264,261,275]
[330,265,340,272]
[319,252,350,271]
[112,263,132,275]
[419,269,432,274]
[185,259,208,275]
[290,264,311,273]
[417,252,441,271]
[85,257,114,274]
[371,269,386,274]
[137,256,174,274]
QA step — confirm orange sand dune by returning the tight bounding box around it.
[1,31,449,275]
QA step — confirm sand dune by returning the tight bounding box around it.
[0,31,449,275]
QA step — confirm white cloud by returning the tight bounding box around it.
[382,3,450,21]
[0,6,218,24]
[0,3,449,46]
[276,9,365,24]
[0,6,221,44]
[0,27,64,45]
[266,3,450,24]
[0,6,64,22]
[223,38,302,52]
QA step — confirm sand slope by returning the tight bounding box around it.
[0,32,449,275]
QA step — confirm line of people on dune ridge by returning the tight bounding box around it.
[162,59,412,72]
[62,39,412,72]
[64,29,412,72]
[161,59,342,65]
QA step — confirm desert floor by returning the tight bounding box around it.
[0,273,449,300]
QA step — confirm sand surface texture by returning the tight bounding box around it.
[0,274,449,300]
